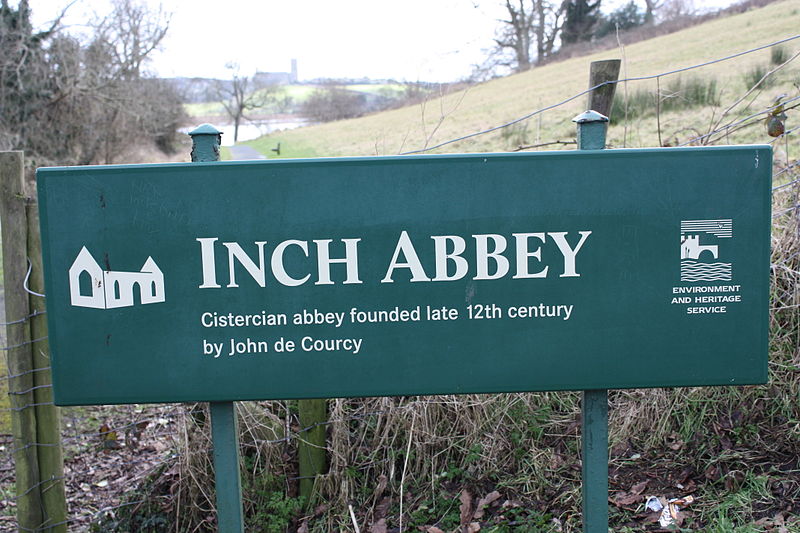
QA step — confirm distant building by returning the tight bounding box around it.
[254,59,298,85]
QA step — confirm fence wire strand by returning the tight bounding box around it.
[401,33,800,155]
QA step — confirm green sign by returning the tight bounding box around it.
[37,147,772,406]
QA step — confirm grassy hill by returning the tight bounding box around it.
[245,0,800,159]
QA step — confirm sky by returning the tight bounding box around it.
[29,0,737,83]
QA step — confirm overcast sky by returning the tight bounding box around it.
[29,0,735,82]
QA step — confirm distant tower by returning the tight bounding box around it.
[290,59,298,84]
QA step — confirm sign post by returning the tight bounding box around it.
[189,125,244,533]
[36,133,771,531]
[573,109,612,532]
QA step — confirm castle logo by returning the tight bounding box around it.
[68,247,165,309]
[680,219,732,282]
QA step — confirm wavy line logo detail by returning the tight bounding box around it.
[680,220,732,282]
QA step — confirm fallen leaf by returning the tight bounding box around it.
[467,522,480,532]
[374,474,388,499]
[630,480,648,495]
[370,518,387,533]
[426,527,444,533]
[611,491,640,507]
[374,497,391,521]
[473,490,501,519]
[297,519,309,533]
[459,490,473,527]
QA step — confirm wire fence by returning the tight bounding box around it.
[2,32,799,532]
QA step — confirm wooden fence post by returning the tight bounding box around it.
[1,151,67,532]
[25,194,67,533]
[298,398,327,505]
[1,151,43,530]
[588,59,621,119]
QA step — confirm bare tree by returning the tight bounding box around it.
[561,0,602,45]
[93,0,169,79]
[215,64,273,143]
[492,0,565,73]
[301,84,365,122]
[0,0,184,165]
[657,0,696,22]
[643,0,663,24]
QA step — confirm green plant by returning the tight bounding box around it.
[500,122,529,148]
[249,491,303,533]
[741,63,776,89]
[484,506,555,532]
[770,45,788,65]
[241,456,303,533]
[610,76,719,122]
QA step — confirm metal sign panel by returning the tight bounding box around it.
[37,147,772,405]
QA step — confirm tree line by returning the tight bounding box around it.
[485,0,693,76]
[0,0,184,166]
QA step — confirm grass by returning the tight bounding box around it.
[610,75,720,123]
[741,62,777,90]
[243,134,318,159]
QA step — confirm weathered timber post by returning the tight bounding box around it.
[298,397,327,506]
[25,195,67,533]
[1,151,43,531]
[588,59,621,119]
[572,111,610,533]
[189,124,245,533]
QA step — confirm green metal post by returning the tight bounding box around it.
[210,402,244,533]
[189,125,244,533]
[573,111,610,533]
[573,110,609,150]
[190,123,223,163]
[581,390,609,532]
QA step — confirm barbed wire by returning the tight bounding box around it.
[681,97,800,147]
[7,383,52,396]
[0,366,51,383]
[0,309,45,327]
[0,336,49,352]
[401,33,800,155]
[773,178,800,193]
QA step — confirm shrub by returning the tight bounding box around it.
[770,45,788,65]
[610,75,719,122]
[741,63,776,89]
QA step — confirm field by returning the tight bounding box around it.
[184,83,410,120]
[244,0,800,161]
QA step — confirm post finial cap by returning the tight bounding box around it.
[572,110,609,124]
[188,123,223,136]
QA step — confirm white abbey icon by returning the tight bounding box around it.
[679,219,733,282]
[69,247,165,309]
